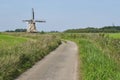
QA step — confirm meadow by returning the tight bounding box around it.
[0,34,27,47]
[0,32,120,80]
[0,33,61,80]
[108,33,120,39]
[62,33,120,80]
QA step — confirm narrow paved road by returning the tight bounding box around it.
[15,41,78,80]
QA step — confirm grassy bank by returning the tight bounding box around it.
[62,33,120,80]
[78,39,120,80]
[0,33,61,80]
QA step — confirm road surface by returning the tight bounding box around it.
[15,41,78,80]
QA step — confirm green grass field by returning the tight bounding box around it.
[0,34,27,47]
[108,33,120,39]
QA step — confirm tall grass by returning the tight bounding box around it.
[92,34,120,64]
[0,33,61,80]
[62,33,120,80]
[78,39,120,80]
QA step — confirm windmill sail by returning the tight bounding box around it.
[32,8,35,20]
[35,20,46,22]
[23,8,46,33]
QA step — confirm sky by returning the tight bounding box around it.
[0,0,120,32]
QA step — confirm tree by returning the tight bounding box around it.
[64,26,120,33]
[15,29,27,32]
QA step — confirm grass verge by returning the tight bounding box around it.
[62,33,120,80]
[0,34,61,80]
[77,39,120,80]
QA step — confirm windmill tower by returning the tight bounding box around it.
[23,8,45,32]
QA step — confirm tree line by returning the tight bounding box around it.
[6,29,27,32]
[64,26,120,33]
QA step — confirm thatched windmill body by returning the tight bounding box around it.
[23,8,45,32]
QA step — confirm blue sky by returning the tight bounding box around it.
[0,0,120,31]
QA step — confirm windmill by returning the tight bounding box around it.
[23,8,45,32]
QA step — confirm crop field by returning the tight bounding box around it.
[0,33,61,80]
[62,33,120,80]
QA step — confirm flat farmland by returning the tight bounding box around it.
[108,33,120,39]
[0,34,27,47]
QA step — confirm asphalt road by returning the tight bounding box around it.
[15,41,78,80]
